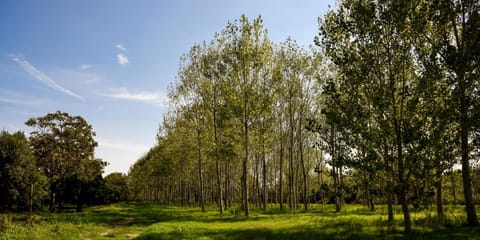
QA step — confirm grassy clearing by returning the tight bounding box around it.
[1,203,479,239]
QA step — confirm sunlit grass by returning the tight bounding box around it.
[1,203,480,239]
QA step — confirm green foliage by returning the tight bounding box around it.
[0,215,12,234]
[25,111,101,212]
[104,172,129,203]
[314,0,480,230]
[128,144,179,202]
[127,5,479,231]
[25,111,98,183]
[132,14,322,217]
[0,130,48,212]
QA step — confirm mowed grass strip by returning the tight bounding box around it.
[1,203,480,239]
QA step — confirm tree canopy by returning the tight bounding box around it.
[25,111,103,212]
[128,4,480,232]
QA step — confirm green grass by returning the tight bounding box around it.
[1,203,480,239]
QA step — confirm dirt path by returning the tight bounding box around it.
[99,217,140,238]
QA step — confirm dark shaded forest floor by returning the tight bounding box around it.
[1,203,480,239]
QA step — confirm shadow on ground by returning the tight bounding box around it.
[37,203,480,240]
[43,203,270,227]
[133,225,480,240]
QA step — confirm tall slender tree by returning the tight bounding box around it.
[427,0,480,225]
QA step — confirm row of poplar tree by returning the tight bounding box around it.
[0,111,128,213]
[130,0,480,232]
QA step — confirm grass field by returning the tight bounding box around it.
[1,203,480,239]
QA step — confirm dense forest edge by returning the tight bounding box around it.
[1,0,480,237]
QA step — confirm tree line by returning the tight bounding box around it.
[129,0,480,233]
[0,111,128,214]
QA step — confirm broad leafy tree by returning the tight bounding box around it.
[0,130,47,212]
[26,111,98,211]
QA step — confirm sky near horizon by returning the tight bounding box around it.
[0,0,335,175]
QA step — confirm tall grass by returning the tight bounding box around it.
[0,203,479,239]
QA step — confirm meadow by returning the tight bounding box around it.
[1,203,480,240]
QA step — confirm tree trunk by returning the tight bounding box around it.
[279,134,284,210]
[254,154,260,207]
[224,159,230,210]
[262,133,268,211]
[289,119,296,212]
[197,129,205,212]
[384,144,394,222]
[451,168,456,205]
[213,110,224,214]
[451,2,479,224]
[76,198,83,212]
[395,120,411,232]
[49,186,56,212]
[460,92,478,225]
[274,157,278,205]
[188,181,192,207]
[320,160,324,205]
[368,187,375,212]
[181,179,185,207]
[29,184,33,218]
[365,172,374,212]
[299,130,308,211]
[387,188,394,222]
[334,167,341,212]
[331,126,341,213]
[288,140,293,209]
[242,97,249,216]
[399,188,411,232]
[241,158,248,215]
[435,171,443,219]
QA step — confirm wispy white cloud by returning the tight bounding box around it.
[79,64,92,70]
[49,68,101,85]
[0,90,46,106]
[0,97,45,106]
[107,88,158,101]
[116,44,127,52]
[2,107,40,117]
[116,53,129,65]
[103,87,167,107]
[10,55,84,101]
[115,44,129,65]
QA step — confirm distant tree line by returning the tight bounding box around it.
[0,111,128,213]
[129,0,480,233]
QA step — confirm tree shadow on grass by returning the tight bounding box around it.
[132,216,480,240]
[44,203,271,228]
[133,226,480,240]
[38,203,480,240]
[44,204,360,228]
[133,224,375,240]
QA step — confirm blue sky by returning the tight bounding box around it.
[0,0,335,175]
